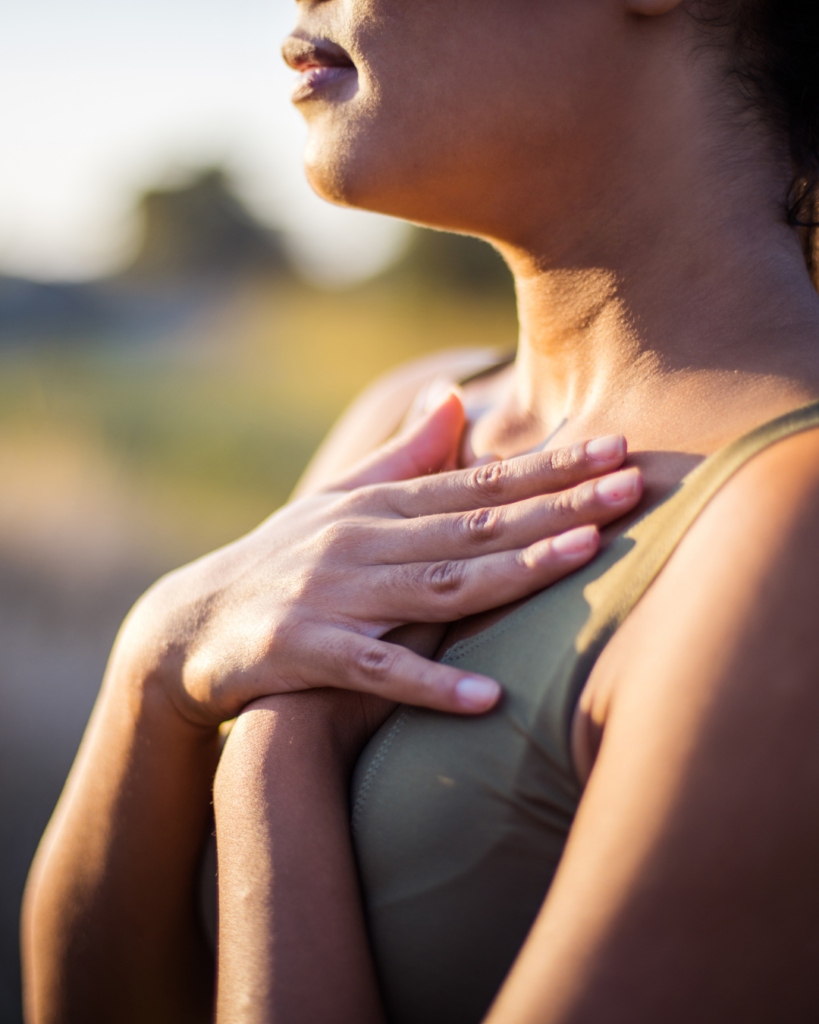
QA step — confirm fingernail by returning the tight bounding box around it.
[595,468,640,504]
[585,435,625,462]
[455,677,501,711]
[551,525,598,556]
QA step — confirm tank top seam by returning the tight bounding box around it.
[351,707,412,833]
[439,615,525,665]
[578,401,819,645]
[349,399,819,1024]
[456,350,516,388]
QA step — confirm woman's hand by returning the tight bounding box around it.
[119,392,642,728]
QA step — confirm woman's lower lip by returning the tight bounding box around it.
[291,65,355,102]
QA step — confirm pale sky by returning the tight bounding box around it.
[0,0,408,284]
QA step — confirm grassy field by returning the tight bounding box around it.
[0,278,517,565]
[0,274,518,1023]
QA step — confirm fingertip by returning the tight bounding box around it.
[415,384,465,443]
[594,466,643,505]
[424,380,465,416]
[455,677,502,713]
[405,387,466,475]
[548,524,600,558]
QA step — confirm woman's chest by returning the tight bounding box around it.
[351,586,590,1023]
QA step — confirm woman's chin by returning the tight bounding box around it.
[304,162,416,223]
[302,135,391,213]
[303,151,358,210]
[301,128,487,230]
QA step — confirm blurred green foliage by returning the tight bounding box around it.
[0,168,519,564]
[0,276,517,563]
[126,168,289,282]
[0,171,521,1024]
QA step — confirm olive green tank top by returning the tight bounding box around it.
[351,397,819,1024]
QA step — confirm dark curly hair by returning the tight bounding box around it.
[705,1,819,282]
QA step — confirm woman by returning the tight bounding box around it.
[22,0,819,1021]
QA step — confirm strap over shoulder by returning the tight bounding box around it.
[575,397,819,679]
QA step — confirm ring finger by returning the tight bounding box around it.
[368,466,642,565]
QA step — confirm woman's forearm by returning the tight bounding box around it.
[22,640,221,1024]
[19,406,635,1024]
[214,695,386,1024]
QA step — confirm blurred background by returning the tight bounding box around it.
[0,0,517,1019]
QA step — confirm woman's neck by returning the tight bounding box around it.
[473,202,819,461]
[460,12,819,461]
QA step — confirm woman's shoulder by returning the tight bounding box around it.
[293,347,501,497]
[586,423,819,753]
[657,420,819,607]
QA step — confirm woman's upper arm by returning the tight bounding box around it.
[291,347,496,497]
[486,429,819,1024]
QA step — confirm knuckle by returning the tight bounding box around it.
[265,611,307,658]
[335,486,379,514]
[357,483,386,508]
[317,515,364,552]
[332,489,363,513]
[379,482,408,518]
[467,460,507,501]
[353,643,396,685]
[514,547,536,572]
[457,507,499,544]
[543,445,574,474]
[317,520,347,549]
[551,487,581,518]
[424,559,466,596]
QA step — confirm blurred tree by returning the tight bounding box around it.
[125,168,289,282]
[386,227,515,300]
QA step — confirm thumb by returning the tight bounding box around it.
[333,388,466,490]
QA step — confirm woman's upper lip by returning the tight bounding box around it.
[282,35,355,73]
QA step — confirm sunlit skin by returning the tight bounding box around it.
[21,0,819,1022]
[238,0,819,1020]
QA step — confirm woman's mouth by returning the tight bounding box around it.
[282,36,357,103]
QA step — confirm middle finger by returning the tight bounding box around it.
[365,467,643,565]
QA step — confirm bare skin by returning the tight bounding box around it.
[24,0,819,1022]
[483,430,819,1023]
[21,380,639,1022]
[212,0,819,1022]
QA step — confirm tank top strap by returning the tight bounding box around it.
[569,397,819,693]
[456,351,516,387]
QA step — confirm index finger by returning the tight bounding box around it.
[383,434,627,517]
